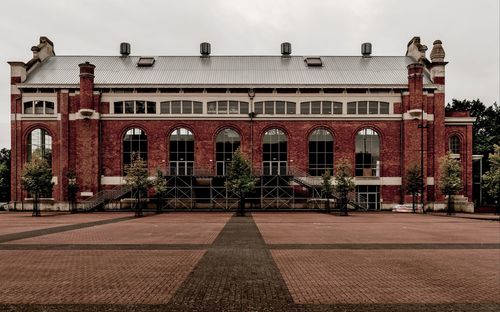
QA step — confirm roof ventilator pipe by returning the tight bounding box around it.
[200,42,211,57]
[120,42,131,57]
[281,42,292,57]
[361,42,372,58]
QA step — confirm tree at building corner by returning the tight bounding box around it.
[482,145,500,215]
[225,148,255,217]
[438,154,463,215]
[125,153,151,217]
[21,154,54,217]
[334,159,355,216]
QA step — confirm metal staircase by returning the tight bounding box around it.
[78,185,131,212]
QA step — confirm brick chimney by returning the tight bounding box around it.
[407,63,424,112]
[78,62,95,111]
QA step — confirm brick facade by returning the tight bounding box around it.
[8,36,475,211]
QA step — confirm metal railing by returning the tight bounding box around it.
[79,185,131,212]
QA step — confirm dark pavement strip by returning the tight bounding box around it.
[0,216,135,244]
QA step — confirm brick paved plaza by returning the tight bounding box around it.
[0,212,498,311]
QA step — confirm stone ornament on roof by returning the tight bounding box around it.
[430,40,445,62]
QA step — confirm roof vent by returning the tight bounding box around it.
[361,42,372,57]
[305,57,322,67]
[137,57,155,67]
[281,42,292,57]
[200,42,211,57]
[120,42,131,57]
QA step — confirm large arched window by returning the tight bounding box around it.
[449,135,461,154]
[27,128,52,166]
[263,129,287,175]
[216,129,241,176]
[309,128,334,176]
[123,128,147,169]
[355,128,380,177]
[169,128,194,176]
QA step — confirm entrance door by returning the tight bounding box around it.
[356,185,380,210]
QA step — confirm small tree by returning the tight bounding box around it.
[439,154,463,215]
[21,154,54,217]
[124,153,150,217]
[152,169,168,213]
[406,164,422,213]
[334,159,355,216]
[321,170,334,213]
[225,148,255,216]
[0,148,10,202]
[67,170,79,213]
[483,145,500,214]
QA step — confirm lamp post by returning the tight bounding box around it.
[418,115,428,213]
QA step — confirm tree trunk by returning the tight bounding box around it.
[325,195,331,214]
[33,193,40,217]
[340,195,348,216]
[412,193,416,213]
[447,194,453,215]
[238,192,246,217]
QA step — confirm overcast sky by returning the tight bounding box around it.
[1,0,498,149]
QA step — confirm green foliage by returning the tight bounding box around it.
[153,169,168,197]
[0,148,10,202]
[124,153,151,194]
[21,154,54,198]
[438,155,463,196]
[321,170,333,198]
[483,145,500,201]
[405,164,422,195]
[333,159,355,198]
[225,148,255,196]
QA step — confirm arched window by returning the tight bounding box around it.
[123,128,147,169]
[216,129,241,176]
[263,129,287,175]
[169,128,194,176]
[355,128,380,177]
[27,128,52,166]
[309,129,334,176]
[449,135,461,154]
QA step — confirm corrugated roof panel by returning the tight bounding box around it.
[23,56,433,86]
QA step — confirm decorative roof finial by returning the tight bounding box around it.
[430,40,445,62]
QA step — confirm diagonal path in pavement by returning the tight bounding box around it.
[166,214,295,311]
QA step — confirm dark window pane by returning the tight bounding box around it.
[125,101,134,114]
[45,101,55,114]
[275,101,285,114]
[358,101,367,114]
[240,102,249,114]
[254,102,263,114]
[311,101,321,114]
[207,101,216,114]
[218,101,228,114]
[147,101,156,114]
[193,101,203,114]
[300,102,309,114]
[35,101,44,114]
[333,102,343,114]
[380,102,389,114]
[136,101,145,114]
[171,101,181,114]
[24,102,33,114]
[265,101,274,114]
[347,102,356,114]
[229,101,239,114]
[322,101,332,114]
[369,101,378,114]
[182,101,192,114]
[160,101,170,114]
[287,102,296,114]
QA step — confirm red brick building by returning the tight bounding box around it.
[9,36,475,211]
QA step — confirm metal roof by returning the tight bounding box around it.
[22,55,433,86]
